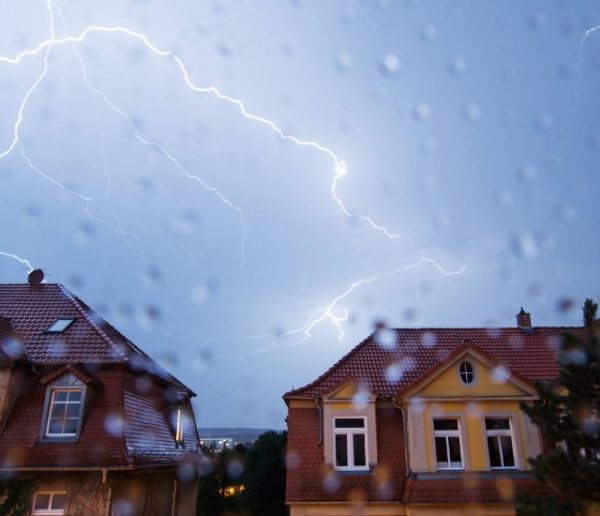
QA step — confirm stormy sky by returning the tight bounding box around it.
[0,0,598,428]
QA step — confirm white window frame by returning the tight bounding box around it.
[458,360,475,385]
[333,416,369,471]
[45,388,83,438]
[485,417,518,469]
[175,406,184,446]
[433,418,464,471]
[32,490,67,515]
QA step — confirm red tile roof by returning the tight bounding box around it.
[0,283,192,394]
[0,283,203,470]
[284,326,585,399]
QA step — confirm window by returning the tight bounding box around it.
[333,417,368,470]
[45,389,83,437]
[433,418,463,470]
[46,318,75,333]
[175,406,184,446]
[459,361,475,384]
[486,418,516,468]
[32,491,66,515]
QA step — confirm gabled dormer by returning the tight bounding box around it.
[398,344,541,474]
[320,380,378,472]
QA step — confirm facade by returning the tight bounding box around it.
[0,279,203,515]
[284,309,585,516]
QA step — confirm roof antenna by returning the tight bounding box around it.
[28,269,44,285]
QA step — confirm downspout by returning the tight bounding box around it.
[392,397,410,477]
[315,395,323,445]
[171,479,178,516]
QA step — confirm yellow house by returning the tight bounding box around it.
[284,310,586,515]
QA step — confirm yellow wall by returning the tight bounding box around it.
[403,350,539,473]
[417,355,528,398]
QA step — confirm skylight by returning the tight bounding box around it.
[46,318,75,333]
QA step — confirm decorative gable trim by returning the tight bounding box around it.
[398,343,538,400]
[40,364,96,386]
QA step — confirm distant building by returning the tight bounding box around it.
[0,275,203,515]
[199,437,235,451]
[284,309,586,515]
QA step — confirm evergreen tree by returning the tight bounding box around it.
[518,299,600,515]
[241,431,287,516]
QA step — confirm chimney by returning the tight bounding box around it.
[516,307,531,329]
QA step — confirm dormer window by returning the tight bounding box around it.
[333,417,368,471]
[40,372,88,441]
[459,361,475,385]
[46,318,75,334]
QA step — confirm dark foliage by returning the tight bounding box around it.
[0,478,32,515]
[197,431,287,516]
[241,431,287,516]
[517,299,600,515]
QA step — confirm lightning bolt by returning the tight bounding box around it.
[0,5,398,251]
[257,251,465,351]
[0,252,34,272]
[578,25,600,59]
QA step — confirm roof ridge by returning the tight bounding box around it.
[58,284,128,362]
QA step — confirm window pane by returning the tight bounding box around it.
[448,436,462,466]
[66,404,80,418]
[51,404,66,418]
[500,436,515,467]
[488,436,502,467]
[335,434,348,466]
[54,391,68,402]
[353,434,366,466]
[433,419,458,431]
[34,493,51,509]
[486,418,510,430]
[48,419,64,434]
[335,418,364,428]
[51,493,67,509]
[435,437,448,463]
[68,391,82,402]
[63,418,78,434]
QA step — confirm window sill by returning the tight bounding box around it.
[37,437,79,445]
[335,468,371,476]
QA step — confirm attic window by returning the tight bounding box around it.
[459,361,475,385]
[46,318,75,333]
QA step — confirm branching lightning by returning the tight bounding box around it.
[0,6,398,245]
[255,251,465,352]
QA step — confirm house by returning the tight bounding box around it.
[284,309,586,515]
[0,272,203,515]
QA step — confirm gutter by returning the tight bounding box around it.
[315,395,323,445]
[392,397,411,478]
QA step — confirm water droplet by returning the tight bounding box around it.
[495,189,513,207]
[447,57,466,78]
[412,103,431,122]
[555,203,576,222]
[420,137,437,155]
[533,114,554,133]
[141,265,162,288]
[421,332,437,347]
[517,164,537,183]
[104,413,125,436]
[171,211,202,238]
[527,283,543,298]
[420,24,437,41]
[374,328,397,349]
[491,365,510,384]
[557,296,576,314]
[75,221,96,246]
[379,53,401,77]
[527,11,548,30]
[587,132,600,151]
[510,233,538,260]
[227,458,243,479]
[335,51,352,72]
[462,102,481,122]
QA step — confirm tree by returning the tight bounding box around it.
[518,299,600,515]
[241,431,287,516]
[197,444,248,516]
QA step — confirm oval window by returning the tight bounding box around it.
[459,361,475,385]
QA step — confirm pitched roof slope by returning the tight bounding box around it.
[0,283,193,394]
[284,326,586,399]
